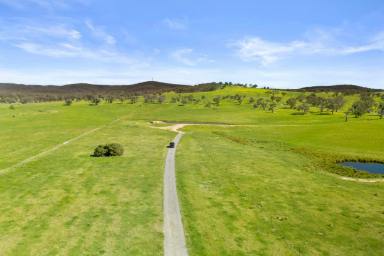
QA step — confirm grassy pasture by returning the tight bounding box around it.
[0,105,174,255]
[0,87,383,255]
[177,125,384,255]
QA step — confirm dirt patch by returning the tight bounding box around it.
[340,177,384,183]
[150,121,219,133]
[155,123,195,133]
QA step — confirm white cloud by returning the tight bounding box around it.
[15,42,76,57]
[232,31,384,65]
[163,18,187,30]
[0,19,135,64]
[14,42,135,64]
[232,37,307,65]
[171,48,195,65]
[171,48,213,66]
[85,20,116,45]
[341,31,384,54]
[25,25,81,40]
[0,0,87,9]
[0,22,81,42]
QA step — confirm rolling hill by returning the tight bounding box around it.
[0,81,221,96]
[297,84,382,93]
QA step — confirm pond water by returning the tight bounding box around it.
[340,161,384,174]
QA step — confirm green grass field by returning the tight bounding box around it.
[177,125,384,255]
[0,87,383,255]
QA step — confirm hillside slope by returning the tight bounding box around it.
[0,81,220,98]
[297,84,382,93]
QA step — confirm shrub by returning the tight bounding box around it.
[92,143,124,157]
[93,145,109,157]
[106,143,124,156]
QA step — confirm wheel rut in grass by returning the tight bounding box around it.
[0,118,121,175]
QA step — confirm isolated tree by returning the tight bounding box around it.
[326,95,345,114]
[296,94,306,102]
[344,111,349,122]
[64,98,73,106]
[350,101,368,117]
[318,97,328,112]
[180,98,188,106]
[90,97,101,106]
[128,96,138,104]
[9,104,15,110]
[332,95,345,113]
[204,102,212,108]
[105,96,114,104]
[306,93,320,107]
[20,98,30,104]
[158,95,166,104]
[186,95,194,103]
[260,100,268,110]
[213,96,221,106]
[268,102,277,113]
[254,98,266,110]
[297,103,310,114]
[286,97,297,109]
[271,95,282,103]
[232,94,244,105]
[359,93,375,113]
[378,102,384,119]
[143,95,152,103]
[193,98,200,104]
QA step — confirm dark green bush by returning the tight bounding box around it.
[106,143,124,156]
[93,145,108,157]
[92,143,124,157]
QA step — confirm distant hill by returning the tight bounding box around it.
[296,84,382,93]
[0,81,221,99]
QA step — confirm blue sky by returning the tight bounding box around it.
[0,0,384,88]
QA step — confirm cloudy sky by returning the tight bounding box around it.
[0,0,383,88]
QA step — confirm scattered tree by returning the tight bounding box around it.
[344,111,349,122]
[297,103,310,114]
[286,98,297,109]
[89,97,101,106]
[350,101,368,117]
[158,95,166,104]
[213,96,221,106]
[378,102,384,119]
[64,98,73,106]
[268,102,277,113]
[105,96,114,104]
[327,95,345,114]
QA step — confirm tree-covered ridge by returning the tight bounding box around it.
[0,81,222,103]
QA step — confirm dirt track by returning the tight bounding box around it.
[163,132,189,256]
